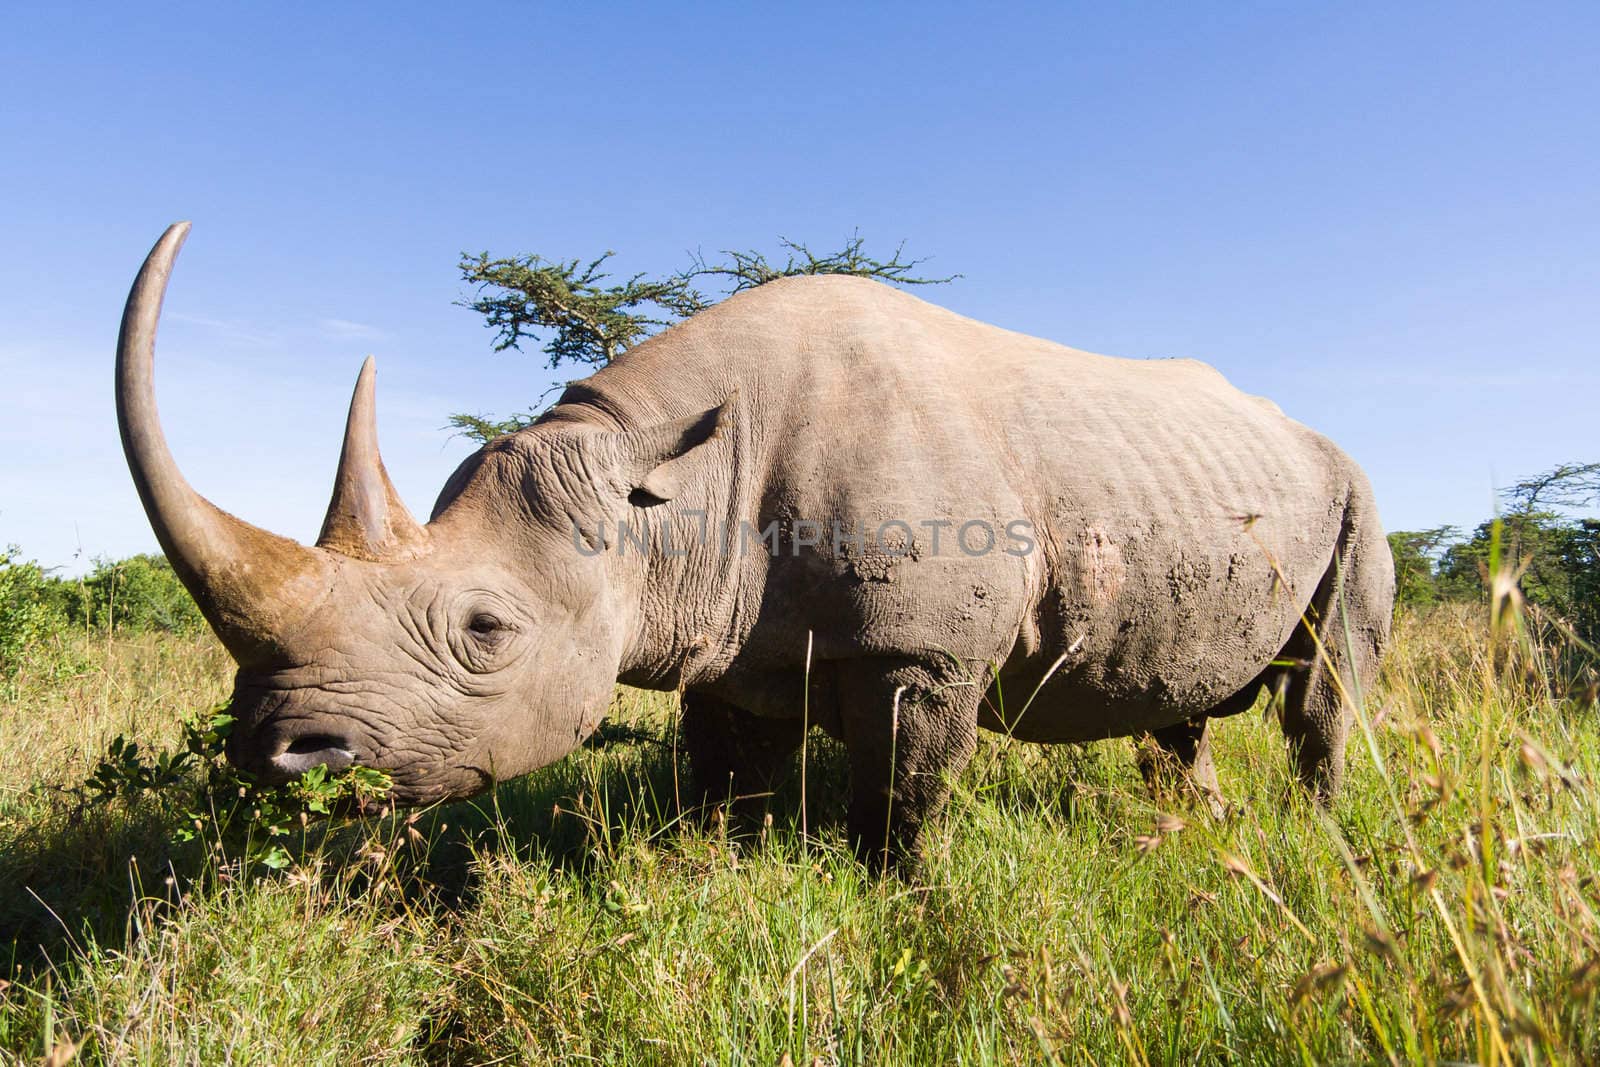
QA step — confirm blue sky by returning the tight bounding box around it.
[2,3,1595,573]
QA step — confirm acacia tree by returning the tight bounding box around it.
[1387,526,1460,607]
[1443,462,1600,644]
[452,234,954,442]
[1504,462,1600,515]
[1392,461,1599,649]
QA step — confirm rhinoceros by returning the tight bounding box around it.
[117,223,1392,867]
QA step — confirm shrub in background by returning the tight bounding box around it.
[0,548,207,685]
[1389,461,1598,653]
[0,546,65,679]
[1438,513,1600,642]
[1387,526,1458,609]
[73,553,205,635]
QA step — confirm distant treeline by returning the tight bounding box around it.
[1,550,204,678]
[1389,513,1598,643]
[1388,462,1598,650]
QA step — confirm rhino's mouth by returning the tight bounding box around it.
[228,718,360,787]
[268,734,356,779]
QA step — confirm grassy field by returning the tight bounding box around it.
[0,603,1596,1065]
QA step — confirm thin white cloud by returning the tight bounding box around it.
[319,318,386,341]
[1284,365,1600,389]
[1362,370,1600,389]
[166,311,274,346]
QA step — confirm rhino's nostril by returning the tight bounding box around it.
[286,734,348,757]
[269,734,355,778]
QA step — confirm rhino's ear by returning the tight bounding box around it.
[612,396,734,505]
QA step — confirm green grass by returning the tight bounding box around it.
[1,606,1597,1064]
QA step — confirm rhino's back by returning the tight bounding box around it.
[559,273,1337,508]
[553,276,1360,729]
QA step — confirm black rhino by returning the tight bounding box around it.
[117,223,1392,867]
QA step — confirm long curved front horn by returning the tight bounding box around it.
[117,223,330,665]
[316,356,428,560]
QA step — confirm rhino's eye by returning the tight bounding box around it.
[467,613,504,636]
[449,603,524,673]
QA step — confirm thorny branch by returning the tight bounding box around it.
[452,232,955,443]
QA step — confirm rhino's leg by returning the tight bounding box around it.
[1278,573,1353,802]
[1278,489,1393,803]
[1136,716,1225,818]
[680,689,805,810]
[837,660,980,873]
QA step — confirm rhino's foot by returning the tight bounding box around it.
[848,811,926,877]
[1137,715,1226,820]
[837,658,981,877]
[1286,730,1344,807]
[679,689,805,820]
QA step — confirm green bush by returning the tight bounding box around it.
[0,545,66,679]
[74,553,205,635]
[85,705,394,873]
[1387,462,1598,654]
[0,548,207,682]
[1436,515,1600,648]
[1387,527,1457,610]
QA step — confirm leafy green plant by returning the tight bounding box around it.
[3,547,208,688]
[74,553,205,636]
[0,545,67,683]
[86,705,392,871]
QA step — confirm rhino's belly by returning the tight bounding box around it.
[977,662,1266,743]
[978,481,1338,741]
[981,564,1311,742]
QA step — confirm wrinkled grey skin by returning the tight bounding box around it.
[118,224,1393,868]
